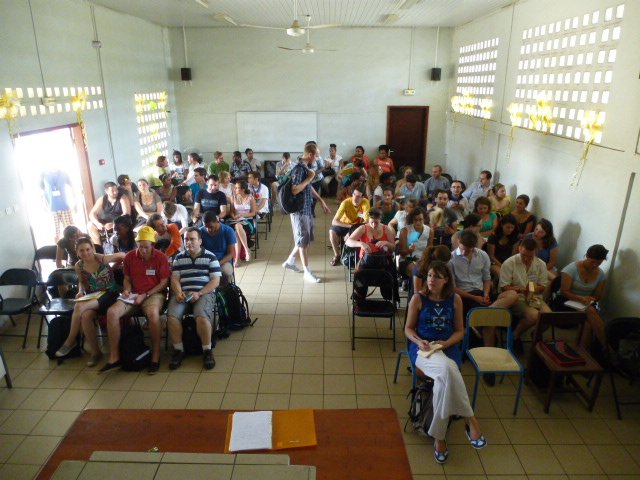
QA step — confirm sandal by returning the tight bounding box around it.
[330,255,340,266]
[433,440,448,464]
[465,424,487,449]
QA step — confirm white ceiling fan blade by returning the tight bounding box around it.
[240,24,284,30]
[307,24,341,29]
[277,46,302,51]
[213,13,237,26]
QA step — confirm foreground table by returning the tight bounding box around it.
[38,408,412,480]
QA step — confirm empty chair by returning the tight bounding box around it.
[605,317,640,419]
[351,269,397,351]
[35,269,79,349]
[464,307,525,415]
[0,268,38,348]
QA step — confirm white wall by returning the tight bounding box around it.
[169,26,453,164]
[0,0,174,271]
[446,0,640,318]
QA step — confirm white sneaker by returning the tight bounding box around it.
[304,271,321,283]
[282,261,302,273]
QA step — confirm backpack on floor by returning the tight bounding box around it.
[182,315,204,356]
[119,322,150,371]
[407,379,434,436]
[277,171,303,215]
[215,283,256,335]
[45,316,82,361]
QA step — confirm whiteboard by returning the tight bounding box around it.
[237,111,317,153]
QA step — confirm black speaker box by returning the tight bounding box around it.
[181,68,192,81]
[431,67,441,81]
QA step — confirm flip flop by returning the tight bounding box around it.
[465,424,487,449]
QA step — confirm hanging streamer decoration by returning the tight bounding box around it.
[506,102,522,163]
[71,90,88,146]
[0,91,21,146]
[527,93,553,134]
[570,110,604,188]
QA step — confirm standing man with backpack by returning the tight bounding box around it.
[281,143,330,283]
[167,228,221,370]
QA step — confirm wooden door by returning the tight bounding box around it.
[386,106,429,173]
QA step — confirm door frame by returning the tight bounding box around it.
[386,106,429,173]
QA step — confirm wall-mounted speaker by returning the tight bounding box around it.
[181,68,192,81]
[430,68,442,81]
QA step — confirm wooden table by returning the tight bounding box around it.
[38,408,412,480]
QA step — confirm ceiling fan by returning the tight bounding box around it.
[278,16,337,54]
[214,0,339,37]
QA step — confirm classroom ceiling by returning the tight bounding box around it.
[86,0,516,28]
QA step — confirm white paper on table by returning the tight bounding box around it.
[229,410,273,452]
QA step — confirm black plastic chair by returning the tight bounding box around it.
[442,173,453,184]
[606,317,640,419]
[0,268,38,349]
[32,245,58,290]
[351,268,398,351]
[36,269,79,349]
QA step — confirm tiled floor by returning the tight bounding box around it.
[1,210,640,479]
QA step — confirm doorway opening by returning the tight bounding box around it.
[14,124,95,249]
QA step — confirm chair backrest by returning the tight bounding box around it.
[33,245,58,263]
[606,317,640,379]
[467,307,511,328]
[442,173,453,184]
[46,269,79,288]
[0,268,38,288]
[534,312,586,343]
[353,268,396,302]
[32,245,59,281]
[606,317,640,351]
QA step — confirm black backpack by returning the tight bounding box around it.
[406,379,434,436]
[45,316,82,362]
[119,322,151,371]
[182,315,204,356]
[216,283,256,336]
[277,170,303,215]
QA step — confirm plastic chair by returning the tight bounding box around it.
[32,245,58,285]
[35,269,78,349]
[393,280,415,385]
[526,312,604,414]
[351,268,397,351]
[605,317,640,419]
[0,268,38,349]
[464,307,525,415]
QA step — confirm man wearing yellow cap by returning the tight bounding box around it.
[102,226,170,374]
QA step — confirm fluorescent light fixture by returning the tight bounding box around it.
[194,0,209,9]
[398,0,421,9]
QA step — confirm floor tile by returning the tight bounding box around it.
[227,373,261,393]
[293,356,323,374]
[7,434,61,464]
[477,444,524,475]
[0,463,41,480]
[514,444,565,474]
[589,444,640,474]
[119,390,160,409]
[553,444,604,474]
[194,372,231,392]
[537,418,583,444]
[220,393,257,410]
[50,389,94,411]
[0,433,25,462]
[258,373,292,394]
[19,388,64,410]
[262,356,294,374]
[0,409,46,434]
[153,391,191,409]
[186,392,224,409]
[84,390,126,409]
[324,375,356,395]
[31,410,79,436]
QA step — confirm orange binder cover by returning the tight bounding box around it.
[224,409,317,453]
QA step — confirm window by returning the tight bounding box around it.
[455,37,499,119]
[134,92,169,175]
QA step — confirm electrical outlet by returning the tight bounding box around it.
[403,89,415,96]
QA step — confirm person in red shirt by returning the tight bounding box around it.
[375,144,395,174]
[147,213,182,257]
[351,145,370,170]
[101,226,170,374]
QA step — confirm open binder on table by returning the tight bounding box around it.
[224,409,317,453]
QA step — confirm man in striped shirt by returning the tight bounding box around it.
[167,228,221,370]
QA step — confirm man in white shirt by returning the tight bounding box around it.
[248,171,270,217]
[447,180,470,222]
[499,237,551,352]
[245,148,262,175]
[462,170,493,211]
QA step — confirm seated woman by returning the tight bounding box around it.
[398,208,431,278]
[389,199,418,237]
[55,238,124,367]
[487,214,519,278]
[474,196,497,241]
[525,218,558,280]
[229,180,257,264]
[157,173,177,203]
[513,194,536,239]
[134,178,163,228]
[346,208,396,269]
[451,213,484,250]
[376,187,398,225]
[412,245,452,294]
[558,244,609,351]
[149,155,169,188]
[56,225,82,268]
[109,215,136,253]
[405,261,486,464]
[489,183,511,217]
[394,166,414,196]
[218,171,233,201]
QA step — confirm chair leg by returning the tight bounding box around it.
[22,310,33,349]
[392,314,396,352]
[472,374,481,410]
[514,374,524,416]
[351,311,356,350]
[36,316,46,350]
[9,315,16,327]
[0,350,12,388]
[543,372,558,413]
[610,370,623,420]
[393,351,406,384]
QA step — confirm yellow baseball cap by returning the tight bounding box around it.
[135,226,157,243]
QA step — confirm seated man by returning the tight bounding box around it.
[423,164,450,201]
[186,167,207,205]
[397,174,426,203]
[207,151,229,176]
[248,171,270,218]
[462,170,492,211]
[88,181,131,245]
[329,189,370,266]
[162,201,189,233]
[428,189,458,249]
[192,174,228,225]
[167,227,221,371]
[245,148,262,175]
[147,213,182,257]
[199,211,236,286]
[449,230,518,356]
[499,237,551,353]
[448,180,469,222]
[102,226,170,374]
[230,151,252,180]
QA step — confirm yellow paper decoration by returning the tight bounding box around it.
[505,102,523,163]
[71,90,88,147]
[528,93,553,134]
[0,91,21,144]
[570,110,605,188]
